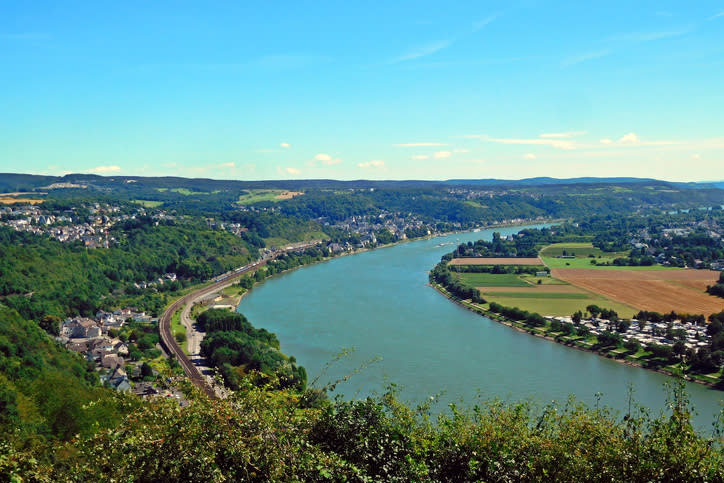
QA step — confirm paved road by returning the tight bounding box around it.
[158,241,321,398]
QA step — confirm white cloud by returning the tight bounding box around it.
[712,11,724,19]
[314,153,341,165]
[618,132,640,144]
[539,131,587,138]
[434,151,452,158]
[691,153,701,160]
[88,165,121,174]
[162,162,178,167]
[391,40,454,63]
[219,162,235,168]
[599,138,613,145]
[395,142,447,147]
[358,160,385,168]
[523,153,537,160]
[411,155,429,160]
[280,142,291,148]
[453,148,470,153]
[277,166,301,176]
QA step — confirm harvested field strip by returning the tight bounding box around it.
[448,257,542,266]
[553,268,724,315]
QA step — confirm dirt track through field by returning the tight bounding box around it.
[552,268,724,315]
[481,285,584,294]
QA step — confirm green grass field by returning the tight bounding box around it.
[155,187,210,195]
[539,242,620,258]
[485,292,590,299]
[133,200,163,208]
[541,256,679,270]
[456,272,531,287]
[237,189,302,204]
[484,293,637,317]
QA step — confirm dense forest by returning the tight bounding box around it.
[198,309,306,391]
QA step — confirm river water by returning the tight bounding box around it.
[238,225,724,429]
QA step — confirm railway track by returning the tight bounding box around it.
[157,241,321,398]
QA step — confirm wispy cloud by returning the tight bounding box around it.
[539,131,587,139]
[411,155,429,160]
[710,10,724,19]
[88,165,121,174]
[523,153,537,160]
[562,49,612,67]
[395,142,447,147]
[280,142,291,148]
[610,28,690,43]
[434,151,452,159]
[472,14,499,32]
[218,162,235,168]
[358,160,385,168]
[390,40,454,63]
[467,134,577,150]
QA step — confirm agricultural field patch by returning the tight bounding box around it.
[539,242,612,258]
[448,257,543,266]
[552,268,724,315]
[133,200,163,208]
[455,272,530,287]
[0,197,44,204]
[484,294,637,318]
[237,189,304,204]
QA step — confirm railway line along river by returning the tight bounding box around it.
[238,225,724,429]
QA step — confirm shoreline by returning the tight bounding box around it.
[429,281,721,391]
[231,218,559,313]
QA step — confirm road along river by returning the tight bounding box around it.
[238,225,724,429]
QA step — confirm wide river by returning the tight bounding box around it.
[238,225,724,429]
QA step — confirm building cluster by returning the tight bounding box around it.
[322,212,432,243]
[551,316,710,351]
[58,308,155,394]
[0,202,147,248]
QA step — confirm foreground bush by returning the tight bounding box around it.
[9,381,724,481]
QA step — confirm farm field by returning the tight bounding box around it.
[538,242,675,270]
[484,294,637,318]
[552,268,724,315]
[237,189,304,204]
[0,197,43,204]
[479,281,637,317]
[455,272,531,287]
[448,257,542,266]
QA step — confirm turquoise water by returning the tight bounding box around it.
[238,225,724,429]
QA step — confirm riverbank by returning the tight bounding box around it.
[429,281,722,391]
[231,218,560,313]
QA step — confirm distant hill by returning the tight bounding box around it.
[2,172,719,193]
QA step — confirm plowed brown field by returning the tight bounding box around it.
[449,257,542,266]
[552,268,724,315]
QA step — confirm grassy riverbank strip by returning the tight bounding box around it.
[429,281,723,391]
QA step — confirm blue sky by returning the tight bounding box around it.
[1,1,723,181]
